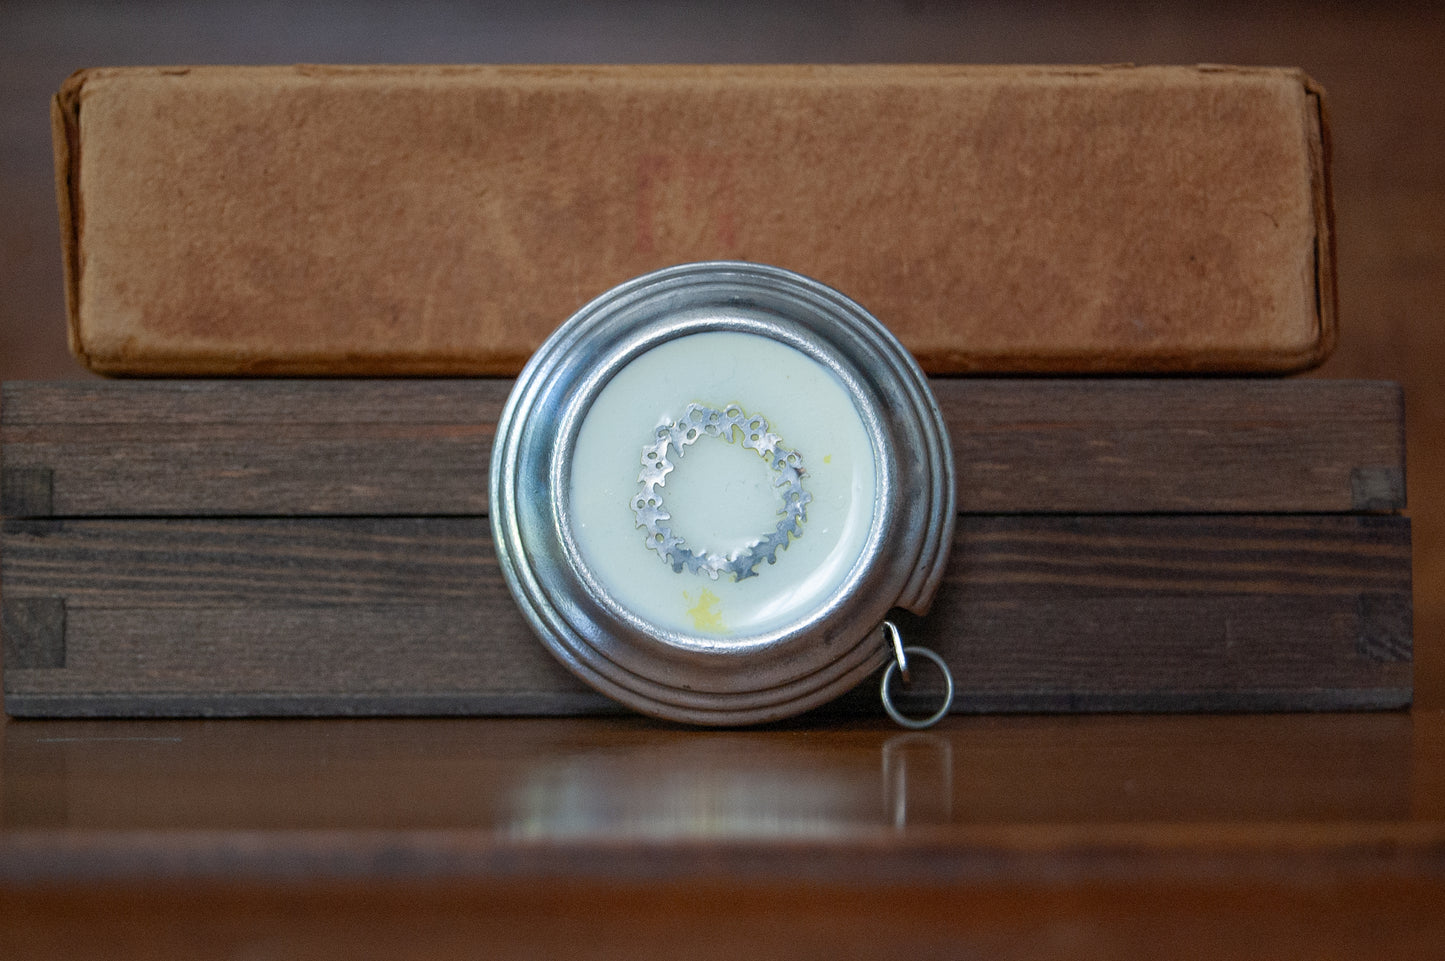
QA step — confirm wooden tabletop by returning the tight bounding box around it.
[3,706,1442,960]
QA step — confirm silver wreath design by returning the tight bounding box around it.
[632,403,812,581]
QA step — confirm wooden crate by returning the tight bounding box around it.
[0,380,1411,717]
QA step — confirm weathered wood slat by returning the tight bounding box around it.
[940,380,1406,514]
[0,379,1406,517]
[1,515,1411,717]
[0,516,1411,605]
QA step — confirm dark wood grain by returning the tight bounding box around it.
[939,379,1405,514]
[1,515,1410,717]
[0,379,1406,517]
[0,381,500,517]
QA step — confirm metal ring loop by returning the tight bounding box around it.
[880,645,955,730]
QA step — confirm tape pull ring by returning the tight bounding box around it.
[879,621,954,730]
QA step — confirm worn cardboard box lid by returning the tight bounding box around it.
[53,64,1334,375]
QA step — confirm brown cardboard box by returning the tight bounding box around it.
[53,64,1334,376]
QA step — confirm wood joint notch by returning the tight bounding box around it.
[2,597,67,671]
[1,467,54,518]
[1350,466,1405,512]
[1355,593,1412,664]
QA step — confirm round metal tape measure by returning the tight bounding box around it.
[490,262,955,726]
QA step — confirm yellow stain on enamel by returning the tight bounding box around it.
[823,454,832,464]
[685,588,726,633]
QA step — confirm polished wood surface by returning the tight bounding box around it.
[2,709,1443,959]
[2,711,1433,836]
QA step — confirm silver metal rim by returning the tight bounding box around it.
[489,262,955,725]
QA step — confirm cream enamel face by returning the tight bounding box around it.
[568,331,878,639]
